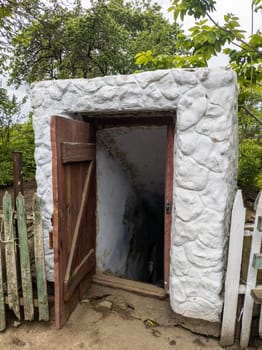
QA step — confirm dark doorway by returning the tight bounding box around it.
[94,118,174,292]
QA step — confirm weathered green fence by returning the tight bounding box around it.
[0,192,49,331]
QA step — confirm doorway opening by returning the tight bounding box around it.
[95,120,172,290]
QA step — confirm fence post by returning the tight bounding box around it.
[13,151,23,206]
[0,231,6,331]
[33,194,49,321]
[16,193,34,321]
[3,192,21,320]
[12,151,23,292]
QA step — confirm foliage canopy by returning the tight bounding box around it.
[135,0,262,198]
[7,0,181,85]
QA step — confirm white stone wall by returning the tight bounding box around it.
[30,67,238,322]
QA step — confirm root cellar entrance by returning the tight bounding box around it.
[32,67,238,328]
[96,124,169,289]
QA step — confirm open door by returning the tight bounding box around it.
[51,116,96,329]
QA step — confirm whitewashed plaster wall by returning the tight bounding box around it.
[30,67,238,323]
[98,126,167,201]
[96,132,134,276]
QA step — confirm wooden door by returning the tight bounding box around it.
[51,116,96,329]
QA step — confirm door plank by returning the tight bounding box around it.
[3,192,20,320]
[64,161,94,285]
[64,249,95,301]
[61,142,96,164]
[16,193,34,321]
[33,194,49,321]
[93,272,166,299]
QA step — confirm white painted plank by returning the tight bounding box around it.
[0,218,6,331]
[220,190,246,347]
[259,305,262,338]
[257,194,262,338]
[240,191,262,349]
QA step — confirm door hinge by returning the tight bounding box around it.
[49,229,53,249]
[165,202,172,215]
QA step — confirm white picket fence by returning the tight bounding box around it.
[220,190,262,349]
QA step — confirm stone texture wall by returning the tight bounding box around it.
[30,67,238,323]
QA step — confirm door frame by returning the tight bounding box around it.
[92,115,175,295]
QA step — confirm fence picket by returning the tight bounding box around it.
[256,194,262,338]
[240,192,262,349]
[3,192,20,320]
[33,194,49,321]
[0,219,6,331]
[16,193,34,321]
[220,190,246,346]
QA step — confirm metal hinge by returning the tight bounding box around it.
[165,202,172,215]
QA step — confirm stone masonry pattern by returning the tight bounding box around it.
[30,67,238,323]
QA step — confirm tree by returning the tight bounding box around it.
[8,0,181,85]
[0,87,34,186]
[0,112,36,186]
[135,0,262,198]
[0,0,43,72]
[136,1,261,82]
[0,87,23,146]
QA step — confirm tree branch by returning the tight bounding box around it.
[205,12,258,53]
[240,105,262,125]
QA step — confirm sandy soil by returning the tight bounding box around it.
[0,286,262,350]
[0,284,258,350]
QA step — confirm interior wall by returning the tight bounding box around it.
[96,126,166,281]
[99,126,167,203]
[96,138,133,276]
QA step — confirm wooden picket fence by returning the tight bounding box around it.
[221,190,262,348]
[0,192,49,331]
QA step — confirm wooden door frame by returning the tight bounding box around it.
[164,124,174,293]
[92,115,175,296]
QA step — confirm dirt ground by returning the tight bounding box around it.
[0,284,261,350]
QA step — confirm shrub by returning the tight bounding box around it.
[238,138,262,199]
[0,118,35,187]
